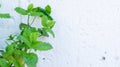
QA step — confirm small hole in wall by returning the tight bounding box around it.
[42,58,46,60]
[102,56,106,60]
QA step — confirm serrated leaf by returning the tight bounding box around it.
[0,58,8,67]
[38,28,49,37]
[13,50,22,55]
[32,41,53,51]
[32,7,40,12]
[27,4,34,11]
[47,20,55,28]
[30,27,37,32]
[38,7,53,20]
[19,23,29,30]
[17,35,31,48]
[0,13,11,18]
[42,16,48,27]
[2,44,15,58]
[21,27,32,40]
[44,28,55,37]
[45,5,51,14]
[6,44,14,52]
[2,52,14,59]
[30,32,40,43]
[13,54,24,67]
[17,44,24,49]
[30,12,43,16]
[39,7,53,19]
[23,53,38,67]
[15,7,28,15]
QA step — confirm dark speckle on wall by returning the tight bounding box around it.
[102,56,106,60]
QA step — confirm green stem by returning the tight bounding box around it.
[27,15,30,25]
[30,17,36,25]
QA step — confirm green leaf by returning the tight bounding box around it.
[42,16,48,27]
[6,44,14,52]
[23,53,38,67]
[19,23,29,30]
[38,28,49,37]
[14,61,21,67]
[15,7,28,15]
[17,44,24,49]
[13,50,22,55]
[45,5,51,14]
[30,32,40,43]
[39,7,53,20]
[0,13,11,18]
[17,35,31,48]
[30,12,43,16]
[32,7,40,12]
[44,28,55,37]
[30,27,37,32]
[27,4,34,11]
[0,58,8,67]
[13,54,24,67]
[47,20,55,28]
[22,28,32,39]
[32,7,53,20]
[7,34,14,40]
[2,52,11,58]
[7,57,16,66]
[32,41,53,51]
[2,44,15,58]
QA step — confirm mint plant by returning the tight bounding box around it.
[0,4,55,67]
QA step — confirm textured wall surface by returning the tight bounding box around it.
[0,0,120,67]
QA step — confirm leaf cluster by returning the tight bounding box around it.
[0,4,55,67]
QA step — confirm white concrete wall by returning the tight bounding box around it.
[0,0,120,67]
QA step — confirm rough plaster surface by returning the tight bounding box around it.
[0,0,120,67]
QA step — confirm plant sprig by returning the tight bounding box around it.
[0,3,55,67]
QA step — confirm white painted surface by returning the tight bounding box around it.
[0,0,120,67]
